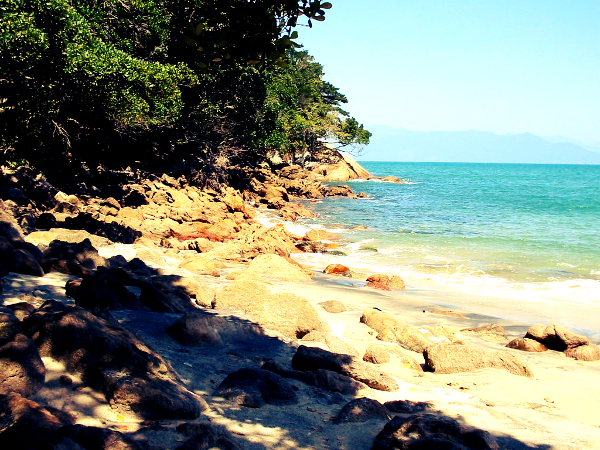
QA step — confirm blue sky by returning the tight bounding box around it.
[297,1,600,145]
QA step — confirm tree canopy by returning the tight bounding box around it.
[0,0,369,186]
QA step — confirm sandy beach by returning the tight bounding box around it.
[3,234,600,449]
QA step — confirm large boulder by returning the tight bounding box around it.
[525,323,589,351]
[361,308,463,353]
[244,253,312,282]
[167,312,265,347]
[372,413,499,450]
[21,302,204,419]
[423,344,534,378]
[292,345,399,392]
[214,368,298,408]
[217,280,330,339]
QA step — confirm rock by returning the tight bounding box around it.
[292,345,399,392]
[0,236,45,277]
[305,229,341,241]
[6,301,37,321]
[366,281,391,291]
[361,308,463,353]
[506,338,548,352]
[221,191,246,213]
[21,303,204,419]
[376,175,408,184]
[175,422,244,450]
[0,333,46,397]
[73,273,142,310]
[362,345,423,371]
[244,253,312,282]
[0,201,25,241]
[214,368,298,408]
[564,344,600,361]
[332,398,390,423]
[138,281,189,313]
[60,424,146,450]
[423,344,534,378]
[179,256,221,277]
[0,392,75,448]
[296,240,326,253]
[262,360,363,395]
[167,312,265,347]
[302,331,360,357]
[372,413,499,450]
[42,238,108,272]
[525,322,589,351]
[461,324,508,343]
[324,264,350,275]
[318,300,347,313]
[366,274,406,291]
[278,203,317,221]
[217,280,330,339]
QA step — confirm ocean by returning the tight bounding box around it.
[280,162,600,341]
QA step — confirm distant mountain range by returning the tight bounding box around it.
[356,126,600,164]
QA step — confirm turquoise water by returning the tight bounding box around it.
[287,162,600,338]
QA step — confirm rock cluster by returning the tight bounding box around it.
[507,322,600,361]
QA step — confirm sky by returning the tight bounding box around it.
[297,1,600,145]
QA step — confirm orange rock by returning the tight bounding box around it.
[367,281,391,291]
[324,264,350,275]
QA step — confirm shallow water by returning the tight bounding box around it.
[278,162,600,341]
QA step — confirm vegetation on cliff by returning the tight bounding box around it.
[0,0,370,189]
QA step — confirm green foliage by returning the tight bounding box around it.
[254,49,370,158]
[0,0,367,183]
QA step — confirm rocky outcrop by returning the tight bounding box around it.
[360,308,464,353]
[292,345,399,392]
[423,344,534,378]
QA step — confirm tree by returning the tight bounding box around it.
[254,49,370,162]
[0,0,334,175]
